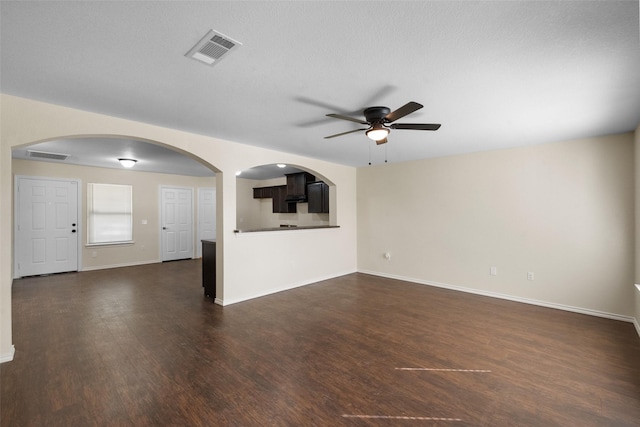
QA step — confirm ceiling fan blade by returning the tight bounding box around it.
[324,128,367,139]
[375,137,388,145]
[326,113,369,125]
[360,84,397,108]
[390,123,441,131]
[384,101,423,123]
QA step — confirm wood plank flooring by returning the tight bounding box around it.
[2,260,640,426]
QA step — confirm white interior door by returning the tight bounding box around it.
[197,187,216,258]
[15,177,79,277]
[161,186,193,261]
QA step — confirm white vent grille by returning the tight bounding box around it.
[186,30,242,66]
[27,150,69,161]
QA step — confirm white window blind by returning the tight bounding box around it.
[87,183,133,244]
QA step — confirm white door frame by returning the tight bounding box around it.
[159,185,195,262]
[14,175,83,278]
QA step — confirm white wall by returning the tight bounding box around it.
[0,94,358,361]
[358,133,636,319]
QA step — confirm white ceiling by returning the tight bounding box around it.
[3,1,639,175]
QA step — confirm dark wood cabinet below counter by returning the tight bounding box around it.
[201,239,216,300]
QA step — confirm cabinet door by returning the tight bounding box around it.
[272,186,296,213]
[321,182,329,213]
[307,182,329,213]
[286,172,315,198]
[253,187,273,199]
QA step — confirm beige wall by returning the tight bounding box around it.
[12,159,215,271]
[1,93,636,362]
[0,109,10,362]
[0,94,358,361]
[635,124,640,334]
[236,176,330,230]
[358,133,636,318]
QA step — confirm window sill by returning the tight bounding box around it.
[86,241,135,247]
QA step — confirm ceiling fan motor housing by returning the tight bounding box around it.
[364,106,391,124]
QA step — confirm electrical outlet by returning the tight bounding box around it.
[527,272,534,281]
[490,266,497,276]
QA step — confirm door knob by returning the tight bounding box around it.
[162,227,167,230]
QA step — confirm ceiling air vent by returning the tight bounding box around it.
[27,150,70,161]
[185,30,242,66]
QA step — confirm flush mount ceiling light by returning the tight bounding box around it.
[366,124,390,142]
[118,158,137,168]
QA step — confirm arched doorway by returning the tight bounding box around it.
[12,135,221,278]
[235,163,336,232]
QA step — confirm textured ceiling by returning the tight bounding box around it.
[3,1,639,174]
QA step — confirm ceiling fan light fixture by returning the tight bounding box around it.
[118,158,137,168]
[366,125,390,141]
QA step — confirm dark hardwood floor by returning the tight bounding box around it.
[2,260,640,426]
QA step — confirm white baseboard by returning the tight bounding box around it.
[359,270,636,325]
[0,345,15,363]
[81,259,161,272]
[218,269,357,306]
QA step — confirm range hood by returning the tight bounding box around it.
[285,194,307,203]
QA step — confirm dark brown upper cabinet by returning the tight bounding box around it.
[253,186,273,199]
[285,172,315,202]
[272,185,297,213]
[307,181,329,213]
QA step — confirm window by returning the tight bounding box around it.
[87,183,133,245]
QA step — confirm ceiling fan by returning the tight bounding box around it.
[324,101,441,145]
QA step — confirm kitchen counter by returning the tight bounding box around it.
[234,225,340,233]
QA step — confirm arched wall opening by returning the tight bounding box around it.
[10,134,223,290]
[235,163,337,232]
